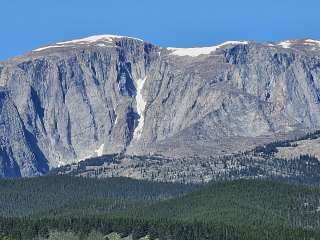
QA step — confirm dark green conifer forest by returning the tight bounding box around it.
[1,176,320,239]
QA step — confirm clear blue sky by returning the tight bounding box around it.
[1,0,319,60]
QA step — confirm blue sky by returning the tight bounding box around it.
[1,0,319,60]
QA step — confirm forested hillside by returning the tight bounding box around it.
[0,176,197,217]
[1,177,320,239]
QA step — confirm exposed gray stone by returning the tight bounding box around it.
[1,36,320,177]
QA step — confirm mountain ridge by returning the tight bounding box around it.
[4,35,320,61]
[1,35,320,177]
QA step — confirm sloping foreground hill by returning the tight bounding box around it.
[48,130,320,184]
[1,178,320,239]
[129,180,320,227]
[0,176,197,217]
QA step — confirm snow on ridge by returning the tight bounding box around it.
[168,41,249,57]
[33,34,143,52]
[33,45,68,52]
[133,77,147,140]
[277,39,320,49]
[56,34,143,45]
[278,40,292,49]
[304,39,320,46]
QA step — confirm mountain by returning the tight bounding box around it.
[1,35,320,177]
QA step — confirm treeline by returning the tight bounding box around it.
[0,217,319,240]
[0,176,198,217]
[121,179,320,229]
[49,154,121,176]
[254,130,320,156]
[1,177,320,239]
[224,154,320,184]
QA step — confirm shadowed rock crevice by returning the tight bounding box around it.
[0,146,21,178]
[117,62,136,97]
[126,108,140,145]
[24,128,49,174]
[30,87,45,126]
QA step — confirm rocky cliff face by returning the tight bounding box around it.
[1,36,320,177]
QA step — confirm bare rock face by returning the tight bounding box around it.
[1,36,320,177]
[0,88,48,177]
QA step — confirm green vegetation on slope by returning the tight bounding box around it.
[0,176,197,217]
[126,180,320,228]
[1,177,320,239]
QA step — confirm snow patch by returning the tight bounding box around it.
[265,43,276,47]
[133,77,147,139]
[168,41,249,57]
[57,160,65,168]
[277,39,320,49]
[95,43,113,47]
[278,40,292,49]
[304,39,320,46]
[304,39,320,44]
[95,144,105,157]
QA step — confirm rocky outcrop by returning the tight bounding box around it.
[1,35,320,177]
[0,88,48,177]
